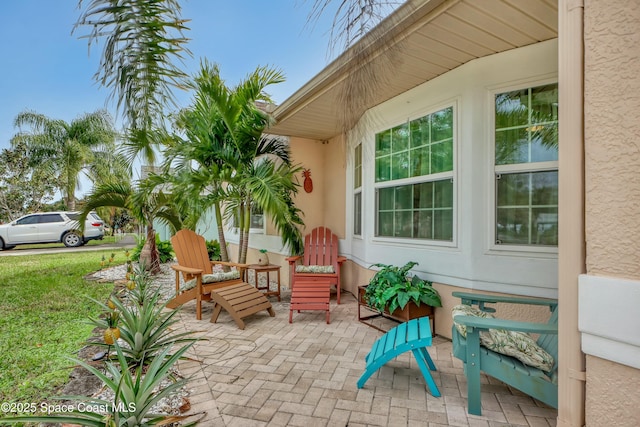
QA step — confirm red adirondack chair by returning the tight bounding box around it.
[286,226,346,304]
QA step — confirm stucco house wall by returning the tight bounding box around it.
[287,135,347,237]
[263,0,640,423]
[580,1,640,425]
[288,40,559,337]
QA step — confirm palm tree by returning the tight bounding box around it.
[79,179,182,273]
[208,64,304,260]
[11,109,119,211]
[167,62,304,262]
[74,0,191,166]
[75,0,190,267]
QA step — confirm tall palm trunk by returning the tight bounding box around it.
[236,200,245,263]
[66,195,76,212]
[139,223,161,274]
[214,201,229,262]
[239,200,251,264]
[65,174,77,211]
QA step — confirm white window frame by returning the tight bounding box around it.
[371,102,457,247]
[353,143,363,237]
[488,78,559,255]
[229,203,266,235]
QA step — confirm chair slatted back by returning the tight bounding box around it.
[537,306,559,359]
[303,226,339,268]
[171,229,213,279]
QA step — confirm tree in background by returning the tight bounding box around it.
[10,109,119,211]
[80,179,182,273]
[0,140,57,222]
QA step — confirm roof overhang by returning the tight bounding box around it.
[268,0,558,140]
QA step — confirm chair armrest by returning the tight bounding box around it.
[171,264,203,275]
[211,261,248,277]
[452,291,558,312]
[337,256,347,264]
[286,256,302,264]
[211,261,248,269]
[453,315,559,335]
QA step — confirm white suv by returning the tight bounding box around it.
[0,211,105,250]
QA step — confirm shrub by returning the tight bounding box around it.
[1,343,203,426]
[131,234,174,263]
[206,239,221,260]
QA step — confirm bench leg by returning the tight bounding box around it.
[465,328,483,416]
[357,365,377,389]
[411,348,441,397]
[211,303,222,323]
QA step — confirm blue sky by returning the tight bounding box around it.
[0,0,340,156]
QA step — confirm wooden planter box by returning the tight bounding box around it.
[358,285,436,333]
[386,300,434,322]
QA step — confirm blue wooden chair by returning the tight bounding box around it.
[357,317,441,397]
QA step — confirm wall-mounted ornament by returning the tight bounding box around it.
[302,169,313,193]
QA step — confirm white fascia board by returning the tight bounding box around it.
[579,274,640,369]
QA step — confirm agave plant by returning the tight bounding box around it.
[126,262,153,306]
[0,343,203,426]
[115,292,197,368]
[89,264,197,368]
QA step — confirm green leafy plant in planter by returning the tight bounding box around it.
[364,261,442,314]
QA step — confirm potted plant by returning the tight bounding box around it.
[361,261,442,323]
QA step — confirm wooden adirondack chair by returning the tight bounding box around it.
[167,229,247,320]
[451,292,559,415]
[286,226,346,304]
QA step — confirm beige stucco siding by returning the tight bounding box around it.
[585,355,640,425]
[289,135,346,237]
[289,137,328,232]
[584,0,640,279]
[582,0,640,425]
[322,135,346,238]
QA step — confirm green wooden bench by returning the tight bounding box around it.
[451,291,558,415]
[357,317,441,397]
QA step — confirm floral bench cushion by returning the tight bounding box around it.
[452,304,554,372]
[295,265,335,274]
[184,270,241,290]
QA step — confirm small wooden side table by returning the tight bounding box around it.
[246,264,281,301]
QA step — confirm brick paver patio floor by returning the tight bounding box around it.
[174,291,557,426]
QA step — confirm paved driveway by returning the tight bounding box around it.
[0,235,136,257]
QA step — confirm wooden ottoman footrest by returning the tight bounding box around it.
[289,280,331,324]
[210,282,275,330]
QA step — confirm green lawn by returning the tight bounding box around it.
[0,251,120,403]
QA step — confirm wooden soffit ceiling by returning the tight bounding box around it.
[268,0,558,141]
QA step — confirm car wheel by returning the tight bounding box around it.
[63,232,83,247]
[0,238,15,250]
